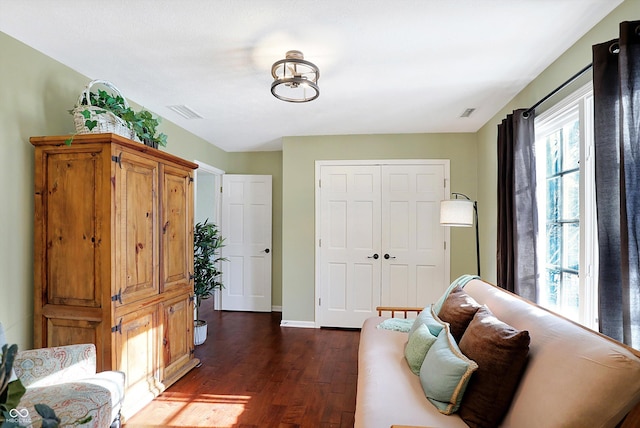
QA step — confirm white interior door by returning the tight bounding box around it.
[318,165,382,328]
[317,161,449,328]
[221,174,272,312]
[381,164,447,307]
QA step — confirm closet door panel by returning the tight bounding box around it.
[381,164,447,307]
[319,165,382,328]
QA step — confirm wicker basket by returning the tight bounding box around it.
[72,80,139,141]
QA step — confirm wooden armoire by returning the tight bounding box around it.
[31,133,200,418]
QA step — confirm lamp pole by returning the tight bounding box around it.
[473,200,480,277]
[447,193,480,277]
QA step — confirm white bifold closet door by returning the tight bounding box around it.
[317,161,449,328]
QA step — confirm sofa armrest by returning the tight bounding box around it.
[376,306,423,318]
[620,400,640,428]
[14,344,97,387]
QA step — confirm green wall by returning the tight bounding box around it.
[475,0,640,285]
[0,32,233,349]
[281,134,478,322]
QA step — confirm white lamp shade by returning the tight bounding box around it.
[440,199,474,227]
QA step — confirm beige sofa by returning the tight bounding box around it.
[355,278,640,428]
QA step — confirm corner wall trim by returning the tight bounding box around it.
[280,320,317,328]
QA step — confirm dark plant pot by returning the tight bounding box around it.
[143,139,158,149]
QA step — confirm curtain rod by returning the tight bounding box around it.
[523,63,593,118]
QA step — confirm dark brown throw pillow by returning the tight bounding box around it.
[437,285,481,342]
[458,306,530,428]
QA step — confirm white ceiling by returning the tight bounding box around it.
[0,0,622,152]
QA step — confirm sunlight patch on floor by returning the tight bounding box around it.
[124,392,251,428]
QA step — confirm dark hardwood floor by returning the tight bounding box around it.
[124,303,360,428]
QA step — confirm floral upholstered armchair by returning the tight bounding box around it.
[1,323,125,427]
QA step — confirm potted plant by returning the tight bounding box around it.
[193,219,226,345]
[67,87,168,148]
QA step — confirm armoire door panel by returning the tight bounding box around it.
[161,294,192,383]
[114,305,159,417]
[45,150,105,308]
[114,148,159,305]
[161,165,193,294]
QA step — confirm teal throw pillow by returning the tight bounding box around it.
[408,305,445,338]
[404,323,437,375]
[420,324,478,415]
[377,317,414,332]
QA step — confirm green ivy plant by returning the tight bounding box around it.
[193,220,227,321]
[66,89,167,148]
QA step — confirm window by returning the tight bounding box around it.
[534,83,598,330]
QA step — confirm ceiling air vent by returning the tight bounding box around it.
[167,105,203,120]
[460,108,476,118]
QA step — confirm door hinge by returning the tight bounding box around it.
[190,348,196,355]
[220,186,223,193]
[444,241,447,250]
[189,176,194,183]
[189,272,195,281]
[111,318,123,334]
[318,179,321,188]
[111,152,123,169]
[111,288,122,304]
[189,294,196,302]
[318,297,321,306]
[444,178,447,188]
[318,239,321,247]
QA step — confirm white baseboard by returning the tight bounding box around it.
[280,320,317,328]
[271,305,282,312]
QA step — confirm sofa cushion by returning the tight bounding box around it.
[18,381,114,427]
[437,285,482,342]
[409,305,445,338]
[404,323,437,375]
[458,306,530,428]
[419,324,478,415]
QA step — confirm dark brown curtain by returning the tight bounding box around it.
[496,109,539,301]
[593,21,640,348]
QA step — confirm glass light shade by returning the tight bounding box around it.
[271,50,320,103]
[440,199,474,227]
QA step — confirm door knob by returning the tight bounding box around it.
[368,254,379,260]
[384,254,396,260]
[264,248,270,253]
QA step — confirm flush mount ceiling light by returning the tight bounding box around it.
[271,50,320,103]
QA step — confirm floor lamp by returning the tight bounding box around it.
[440,193,480,277]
